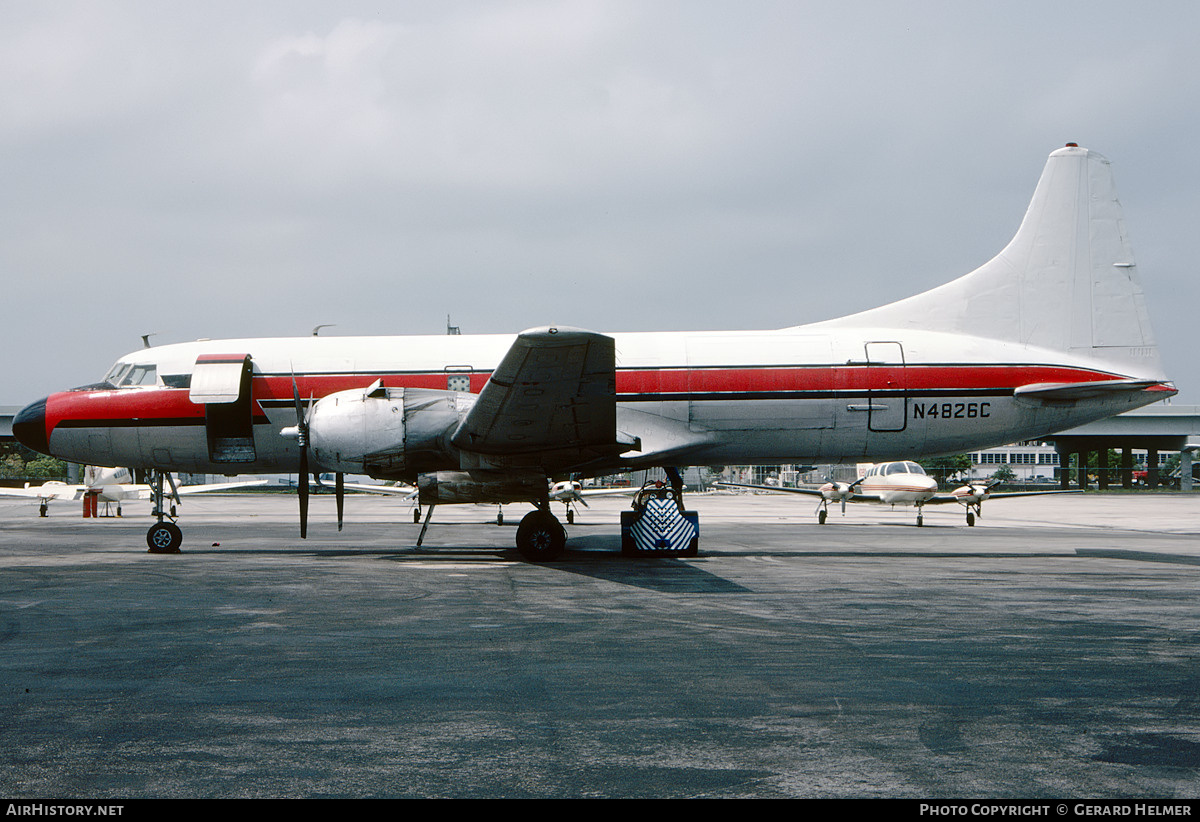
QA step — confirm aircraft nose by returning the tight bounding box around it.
[12,397,49,455]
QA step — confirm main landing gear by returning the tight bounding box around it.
[413,470,699,563]
[145,470,183,554]
[516,508,566,562]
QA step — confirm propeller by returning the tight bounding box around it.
[286,380,346,537]
[819,475,864,515]
[844,477,865,513]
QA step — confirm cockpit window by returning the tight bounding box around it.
[104,362,133,386]
[126,364,157,385]
[103,362,158,387]
[882,462,925,475]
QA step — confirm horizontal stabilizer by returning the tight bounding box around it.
[1013,379,1164,402]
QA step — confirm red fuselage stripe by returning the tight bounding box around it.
[43,363,1127,433]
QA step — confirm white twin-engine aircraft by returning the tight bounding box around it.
[719,461,1078,527]
[12,145,1175,557]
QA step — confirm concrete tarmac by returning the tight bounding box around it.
[1,489,1198,798]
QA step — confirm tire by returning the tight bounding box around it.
[966,511,976,527]
[818,509,827,525]
[146,522,183,554]
[516,510,565,561]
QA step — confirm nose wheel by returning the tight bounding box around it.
[147,521,183,554]
[145,470,183,554]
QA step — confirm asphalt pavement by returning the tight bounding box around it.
[1,489,1198,798]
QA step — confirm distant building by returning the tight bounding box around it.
[968,441,1060,481]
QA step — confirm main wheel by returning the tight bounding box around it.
[818,509,827,525]
[146,521,183,554]
[966,511,976,526]
[516,510,566,562]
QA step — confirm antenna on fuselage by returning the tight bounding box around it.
[312,324,335,336]
[447,315,461,335]
[141,333,158,348]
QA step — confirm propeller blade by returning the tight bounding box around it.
[291,371,315,539]
[841,498,847,514]
[299,444,309,539]
[292,374,304,423]
[336,472,344,532]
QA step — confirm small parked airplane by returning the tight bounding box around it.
[486,480,637,526]
[548,480,639,523]
[0,466,266,517]
[719,461,1078,526]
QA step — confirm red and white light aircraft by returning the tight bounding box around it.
[12,145,1174,557]
[719,461,1078,527]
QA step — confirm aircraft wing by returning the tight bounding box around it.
[339,482,417,498]
[175,479,270,495]
[578,487,639,498]
[0,483,84,501]
[450,327,625,471]
[922,488,1083,505]
[716,481,882,503]
[718,481,822,497]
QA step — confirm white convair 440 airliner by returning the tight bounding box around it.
[13,145,1175,558]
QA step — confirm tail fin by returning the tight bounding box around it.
[815,145,1167,380]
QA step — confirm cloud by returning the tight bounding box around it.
[0,1,1197,403]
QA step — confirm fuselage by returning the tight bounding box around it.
[853,461,940,505]
[15,323,1174,480]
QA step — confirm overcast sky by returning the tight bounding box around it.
[2,0,1196,404]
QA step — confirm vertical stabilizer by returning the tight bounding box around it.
[813,145,1166,379]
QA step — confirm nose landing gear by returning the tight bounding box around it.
[145,470,183,554]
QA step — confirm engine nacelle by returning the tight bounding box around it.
[308,384,474,477]
[417,470,547,505]
[950,484,992,504]
[818,481,854,501]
